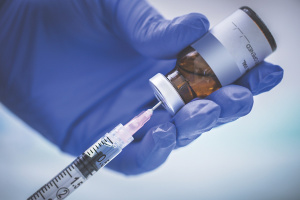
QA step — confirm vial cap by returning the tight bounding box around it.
[149,73,185,115]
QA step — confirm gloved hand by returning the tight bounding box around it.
[0,0,283,175]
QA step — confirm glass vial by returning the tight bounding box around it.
[149,6,276,115]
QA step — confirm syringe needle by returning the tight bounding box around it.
[151,101,162,111]
[124,101,162,136]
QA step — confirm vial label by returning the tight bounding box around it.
[211,9,273,74]
[191,32,240,86]
[192,9,273,86]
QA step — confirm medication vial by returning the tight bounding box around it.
[150,6,276,115]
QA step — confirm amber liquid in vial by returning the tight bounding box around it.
[166,46,222,103]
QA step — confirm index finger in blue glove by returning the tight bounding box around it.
[103,0,209,59]
[107,122,176,175]
[205,62,282,125]
[235,62,283,95]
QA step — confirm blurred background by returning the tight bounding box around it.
[1,0,299,199]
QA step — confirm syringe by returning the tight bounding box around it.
[27,101,162,200]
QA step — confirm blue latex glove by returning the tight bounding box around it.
[0,0,283,175]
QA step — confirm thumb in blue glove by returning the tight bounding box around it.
[103,0,209,59]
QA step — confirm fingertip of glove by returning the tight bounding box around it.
[175,100,221,131]
[237,62,284,95]
[255,64,284,95]
[171,13,210,41]
[132,12,209,59]
[151,122,176,148]
[133,123,176,173]
[208,85,254,117]
[175,13,210,31]
[230,86,254,116]
[172,100,220,148]
[177,100,220,120]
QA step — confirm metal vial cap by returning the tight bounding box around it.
[149,73,185,115]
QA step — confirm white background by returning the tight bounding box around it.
[0,0,299,199]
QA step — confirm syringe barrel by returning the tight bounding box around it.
[28,124,133,200]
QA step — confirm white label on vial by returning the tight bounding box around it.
[210,9,272,74]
